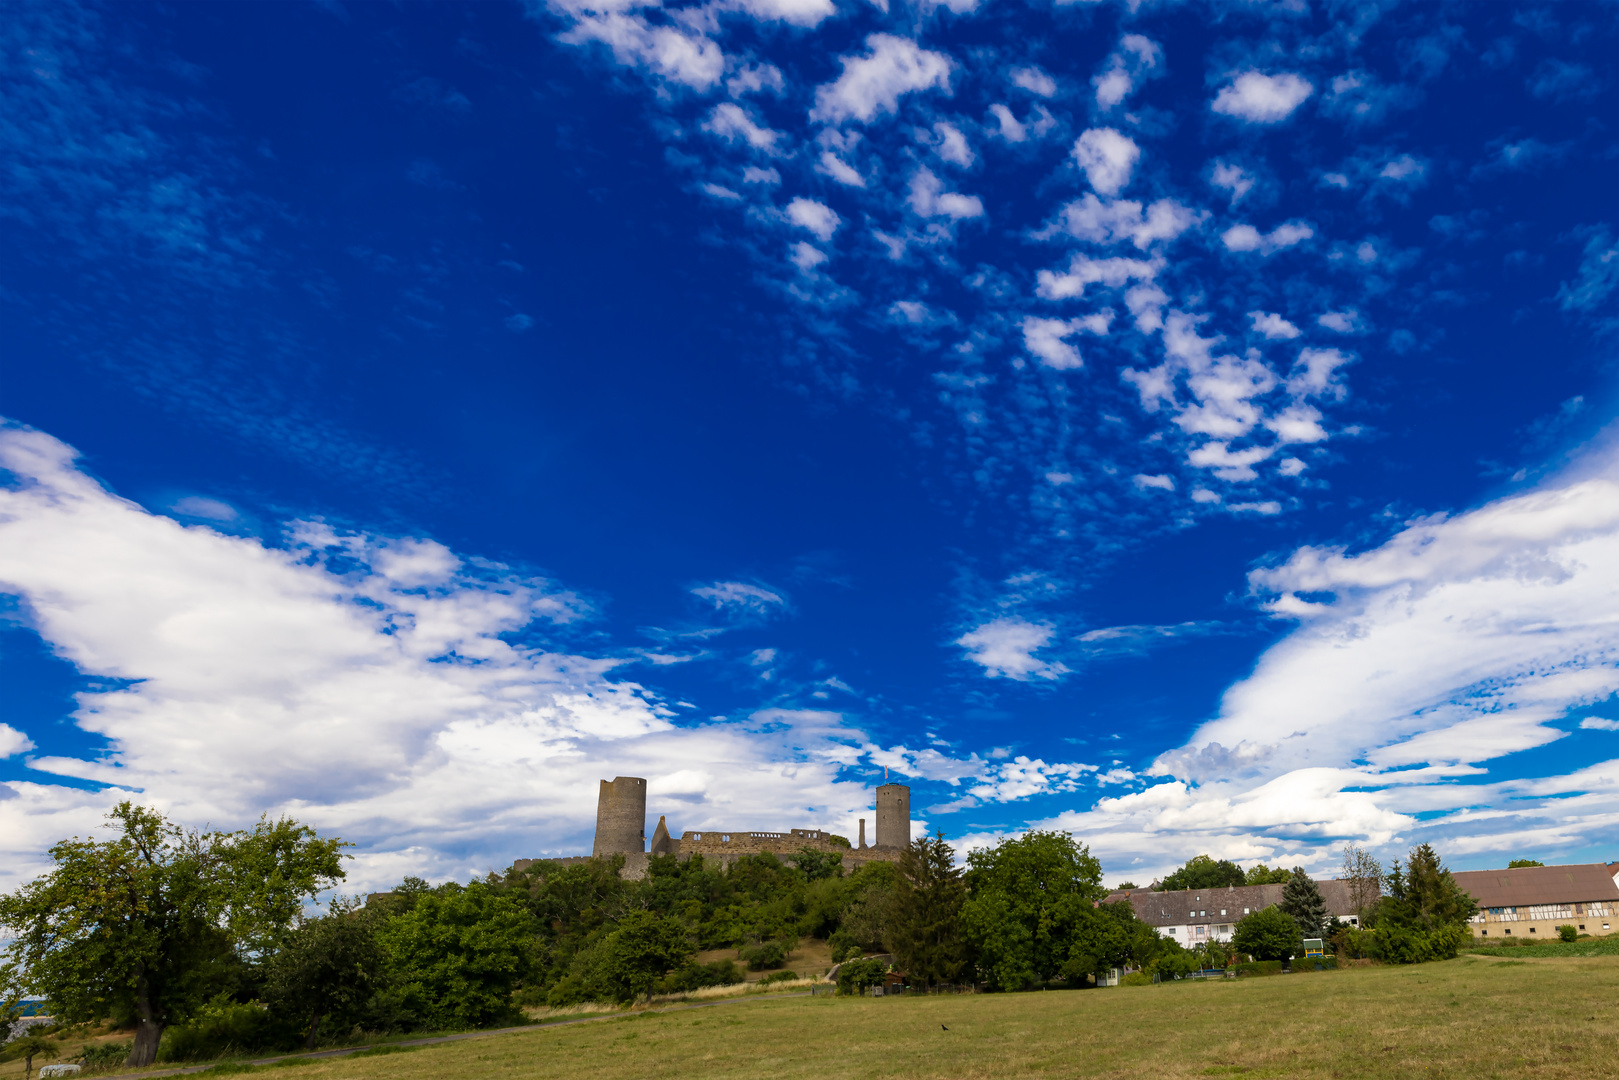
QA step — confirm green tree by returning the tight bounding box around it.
[262,899,387,1048]
[0,1034,59,1080]
[376,881,536,1028]
[1279,868,1330,939]
[1506,858,1544,869]
[791,848,845,882]
[1243,864,1293,885]
[1232,906,1301,963]
[1370,844,1478,964]
[0,803,346,1067]
[1113,881,1139,891]
[585,910,693,1004]
[959,831,1105,990]
[887,833,968,987]
[1157,855,1246,891]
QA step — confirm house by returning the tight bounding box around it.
[1103,880,1363,944]
[1453,863,1619,939]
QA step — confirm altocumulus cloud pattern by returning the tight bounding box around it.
[0,0,1616,889]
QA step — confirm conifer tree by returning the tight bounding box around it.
[888,832,968,987]
[1279,867,1329,939]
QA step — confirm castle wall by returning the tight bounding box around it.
[874,783,910,849]
[592,776,646,858]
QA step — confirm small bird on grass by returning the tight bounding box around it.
[941,1024,949,1031]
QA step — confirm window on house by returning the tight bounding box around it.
[1504,929,1511,934]
[1579,925,1586,930]
[1220,909,1227,916]
[1244,907,1250,914]
[1481,930,1487,936]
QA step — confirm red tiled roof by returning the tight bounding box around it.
[1452,863,1619,908]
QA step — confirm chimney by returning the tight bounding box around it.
[858,818,866,849]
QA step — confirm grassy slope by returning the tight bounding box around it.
[1461,934,1619,959]
[11,956,1616,1080]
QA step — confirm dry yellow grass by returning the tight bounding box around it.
[10,954,1616,1080]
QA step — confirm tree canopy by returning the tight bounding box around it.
[1244,864,1293,886]
[1232,906,1301,962]
[0,803,346,1067]
[1506,858,1544,868]
[1156,855,1247,891]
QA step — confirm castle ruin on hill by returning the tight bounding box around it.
[512,776,913,880]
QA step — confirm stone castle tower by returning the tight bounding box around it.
[591,776,646,857]
[874,782,910,849]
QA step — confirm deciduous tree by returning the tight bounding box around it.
[0,803,346,1067]
[262,899,386,1048]
[960,831,1105,990]
[1232,906,1302,963]
[1156,855,1246,891]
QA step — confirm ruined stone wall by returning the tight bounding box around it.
[592,776,646,858]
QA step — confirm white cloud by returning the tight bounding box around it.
[987,104,1026,143]
[0,723,35,758]
[1021,313,1111,370]
[1072,127,1140,196]
[727,62,785,97]
[1209,161,1255,207]
[728,0,836,28]
[1222,220,1314,254]
[908,168,984,220]
[1092,34,1163,110]
[742,166,780,184]
[1277,457,1306,477]
[790,242,828,271]
[1581,718,1619,731]
[1248,311,1300,339]
[1010,66,1057,98]
[171,495,239,522]
[1187,441,1274,482]
[702,182,742,200]
[1317,309,1364,333]
[1035,253,1160,300]
[816,151,865,187]
[1133,473,1175,492]
[1212,71,1314,124]
[702,103,785,153]
[956,617,1069,681]
[561,14,725,91]
[931,122,975,167]
[810,34,953,125]
[1054,194,1202,250]
[689,580,787,614]
[786,197,841,241]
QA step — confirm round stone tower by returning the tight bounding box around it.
[874,783,911,849]
[592,776,647,857]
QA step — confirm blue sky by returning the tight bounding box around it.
[1,0,1616,891]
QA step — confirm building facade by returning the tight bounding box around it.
[1454,863,1619,939]
[1103,880,1363,945]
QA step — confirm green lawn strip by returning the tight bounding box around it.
[1460,934,1619,959]
[112,959,1618,1080]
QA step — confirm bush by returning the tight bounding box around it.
[154,998,288,1061]
[835,957,887,995]
[1557,925,1578,943]
[758,970,799,985]
[1120,972,1153,987]
[78,1042,131,1073]
[652,959,744,994]
[740,941,786,971]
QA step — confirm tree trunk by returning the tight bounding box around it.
[127,971,164,1067]
[305,1013,323,1051]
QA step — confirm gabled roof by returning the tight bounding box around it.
[1104,879,1365,927]
[1451,863,1619,908]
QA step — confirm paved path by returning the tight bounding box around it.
[115,992,812,1078]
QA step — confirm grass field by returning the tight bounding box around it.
[8,955,1615,1080]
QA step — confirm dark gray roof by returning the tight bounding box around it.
[1451,863,1619,908]
[1104,879,1363,927]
